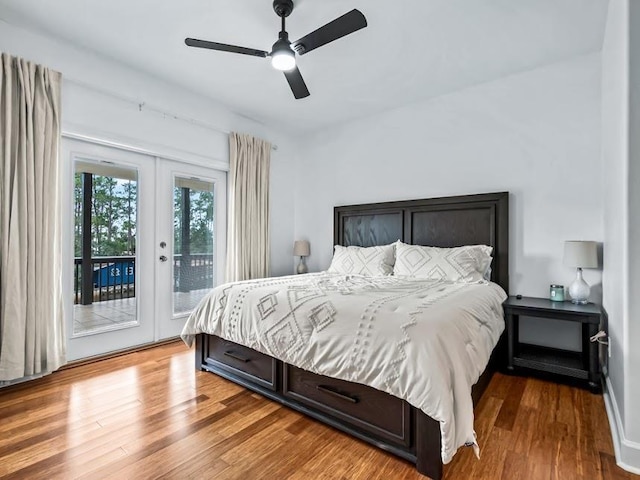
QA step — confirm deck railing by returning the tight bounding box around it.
[74,254,213,305]
[74,256,135,304]
[173,254,214,293]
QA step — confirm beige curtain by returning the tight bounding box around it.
[226,132,271,282]
[0,53,65,382]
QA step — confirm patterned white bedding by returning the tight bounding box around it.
[181,272,507,463]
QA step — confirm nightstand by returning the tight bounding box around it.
[502,296,602,392]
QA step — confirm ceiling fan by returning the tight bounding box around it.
[185,0,367,99]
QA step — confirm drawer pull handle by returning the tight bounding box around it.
[224,351,250,363]
[316,385,359,404]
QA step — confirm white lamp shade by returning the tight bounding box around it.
[293,240,310,257]
[564,241,598,268]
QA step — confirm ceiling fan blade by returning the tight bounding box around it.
[283,67,310,99]
[185,38,268,58]
[292,9,367,56]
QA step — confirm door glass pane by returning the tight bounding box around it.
[73,163,138,335]
[173,177,215,316]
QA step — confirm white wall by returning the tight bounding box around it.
[624,0,640,468]
[0,19,297,277]
[601,0,630,465]
[295,53,604,300]
[600,0,640,472]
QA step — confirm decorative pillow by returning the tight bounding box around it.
[328,244,395,276]
[393,241,493,283]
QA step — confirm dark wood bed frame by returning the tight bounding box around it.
[195,191,509,479]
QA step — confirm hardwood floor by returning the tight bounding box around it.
[0,341,635,480]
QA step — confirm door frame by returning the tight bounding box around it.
[61,137,227,360]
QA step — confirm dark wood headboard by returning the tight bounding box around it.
[334,192,509,293]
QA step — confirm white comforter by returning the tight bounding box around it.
[181,272,506,463]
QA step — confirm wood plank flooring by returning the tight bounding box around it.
[0,341,635,480]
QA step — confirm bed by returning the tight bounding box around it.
[183,192,509,479]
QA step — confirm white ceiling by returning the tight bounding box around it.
[0,0,608,134]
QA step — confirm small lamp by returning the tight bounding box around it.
[294,240,310,274]
[564,241,598,304]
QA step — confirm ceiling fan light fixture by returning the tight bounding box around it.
[184,2,367,99]
[271,50,296,71]
[271,40,296,71]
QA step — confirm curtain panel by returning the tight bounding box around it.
[226,132,271,282]
[0,53,65,382]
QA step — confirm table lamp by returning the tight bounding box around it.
[563,240,598,304]
[294,240,310,274]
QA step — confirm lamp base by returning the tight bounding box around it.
[568,267,590,305]
[296,256,308,274]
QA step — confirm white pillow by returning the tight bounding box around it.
[328,244,395,276]
[393,241,493,283]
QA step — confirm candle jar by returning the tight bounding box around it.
[550,284,565,302]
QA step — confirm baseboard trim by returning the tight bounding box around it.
[603,375,640,474]
[61,337,183,370]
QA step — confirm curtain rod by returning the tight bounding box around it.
[65,78,278,151]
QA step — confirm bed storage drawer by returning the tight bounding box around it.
[283,365,412,446]
[204,336,278,390]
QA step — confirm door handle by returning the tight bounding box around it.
[316,385,359,403]
[224,351,250,363]
[159,255,168,262]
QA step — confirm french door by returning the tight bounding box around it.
[155,160,226,339]
[61,139,226,361]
